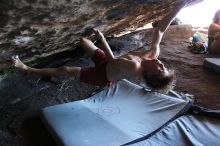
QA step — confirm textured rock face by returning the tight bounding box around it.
[0,0,179,69]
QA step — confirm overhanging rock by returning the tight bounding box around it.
[0,0,196,69]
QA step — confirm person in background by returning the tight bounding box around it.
[208,9,220,54]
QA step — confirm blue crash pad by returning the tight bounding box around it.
[40,80,191,146]
[204,58,220,73]
[132,115,220,146]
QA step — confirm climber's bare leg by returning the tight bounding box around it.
[80,37,99,57]
[12,55,81,77]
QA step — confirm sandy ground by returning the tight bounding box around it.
[0,25,220,146]
[161,26,220,109]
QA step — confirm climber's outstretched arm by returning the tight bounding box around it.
[144,0,191,59]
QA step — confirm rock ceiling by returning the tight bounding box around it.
[0,0,185,69]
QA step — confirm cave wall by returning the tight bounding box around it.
[0,0,180,69]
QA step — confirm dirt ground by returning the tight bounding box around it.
[0,24,220,146]
[161,25,220,109]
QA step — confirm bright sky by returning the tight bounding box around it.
[177,0,220,27]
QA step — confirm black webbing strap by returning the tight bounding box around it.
[189,105,220,118]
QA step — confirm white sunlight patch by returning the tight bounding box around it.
[177,0,220,27]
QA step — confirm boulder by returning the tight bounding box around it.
[0,0,188,70]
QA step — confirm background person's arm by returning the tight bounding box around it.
[211,23,220,32]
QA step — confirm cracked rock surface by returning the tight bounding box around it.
[0,0,180,69]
